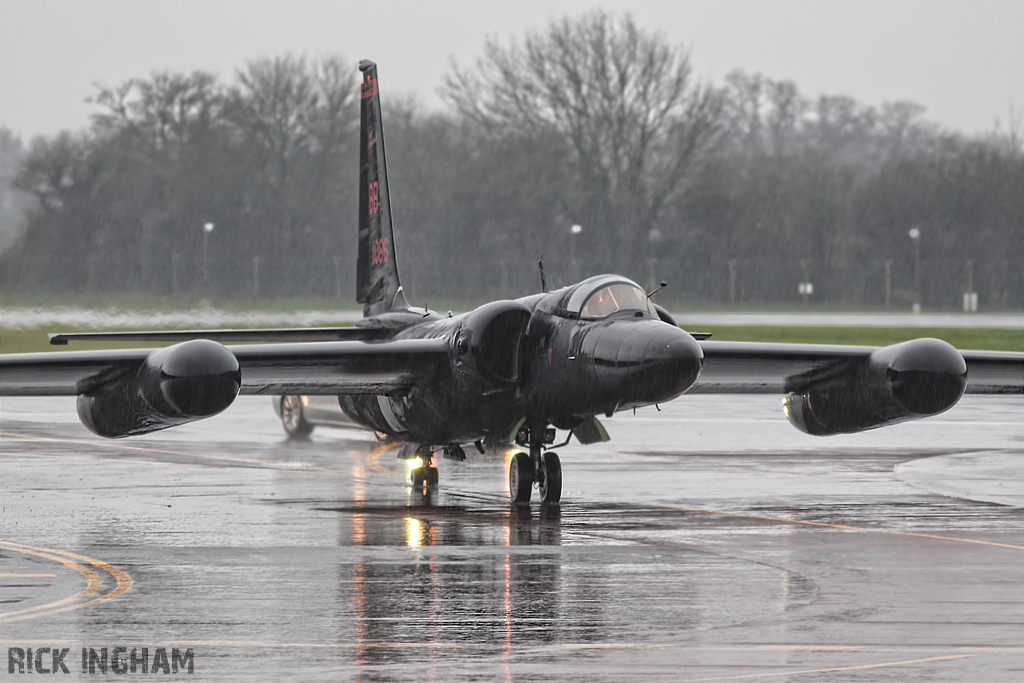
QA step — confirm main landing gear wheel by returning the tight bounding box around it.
[539,452,562,504]
[509,452,533,504]
[410,463,439,489]
[281,395,314,439]
[410,467,439,487]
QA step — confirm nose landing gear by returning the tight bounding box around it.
[509,451,533,503]
[538,451,561,503]
[509,425,562,505]
[408,445,439,490]
[410,463,439,488]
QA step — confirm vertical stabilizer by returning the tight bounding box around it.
[357,60,407,317]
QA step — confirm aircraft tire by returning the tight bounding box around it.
[509,452,533,504]
[427,466,439,487]
[410,467,425,488]
[281,395,314,439]
[539,452,562,504]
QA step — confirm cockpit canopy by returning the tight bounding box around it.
[561,275,657,319]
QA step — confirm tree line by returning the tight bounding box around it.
[2,12,1022,309]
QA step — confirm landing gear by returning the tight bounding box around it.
[410,462,439,488]
[405,441,469,490]
[409,446,439,490]
[281,395,314,439]
[509,452,533,503]
[509,424,563,505]
[539,451,562,504]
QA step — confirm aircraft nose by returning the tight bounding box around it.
[635,323,704,401]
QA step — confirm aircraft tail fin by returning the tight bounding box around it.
[357,60,408,317]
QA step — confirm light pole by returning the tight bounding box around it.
[202,222,215,293]
[570,224,582,282]
[647,228,664,293]
[908,227,921,313]
[799,259,812,308]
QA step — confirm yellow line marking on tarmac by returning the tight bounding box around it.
[0,541,133,623]
[0,431,327,471]
[669,507,1024,551]
[0,573,56,578]
[0,545,103,620]
[663,654,972,682]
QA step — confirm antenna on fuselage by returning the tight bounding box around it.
[538,260,548,293]
[647,281,668,298]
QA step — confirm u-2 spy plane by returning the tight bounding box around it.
[2,61,1021,504]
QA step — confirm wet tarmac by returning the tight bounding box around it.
[1,394,1022,681]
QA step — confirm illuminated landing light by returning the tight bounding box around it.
[300,396,309,406]
[406,456,423,471]
[503,448,519,481]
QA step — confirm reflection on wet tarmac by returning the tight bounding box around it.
[333,498,566,661]
[337,504,567,669]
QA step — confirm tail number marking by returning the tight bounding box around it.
[368,181,380,215]
[371,237,389,265]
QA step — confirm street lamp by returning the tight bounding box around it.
[570,224,582,282]
[647,228,664,293]
[203,222,215,293]
[908,227,921,314]
[799,259,812,308]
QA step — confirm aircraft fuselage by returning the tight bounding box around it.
[337,279,704,447]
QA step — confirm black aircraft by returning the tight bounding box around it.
[2,61,1021,504]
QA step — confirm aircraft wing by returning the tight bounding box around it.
[0,339,449,397]
[47,326,390,345]
[231,340,447,395]
[693,341,1023,394]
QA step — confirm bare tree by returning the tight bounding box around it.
[721,71,809,157]
[225,55,357,191]
[14,132,93,213]
[765,79,806,156]
[876,101,930,162]
[91,71,222,153]
[442,11,722,274]
[723,71,767,155]
[989,102,1024,158]
[219,55,358,292]
[809,95,877,162]
[227,56,318,193]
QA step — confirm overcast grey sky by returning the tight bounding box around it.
[1,0,1021,140]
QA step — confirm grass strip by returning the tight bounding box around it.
[692,325,1022,352]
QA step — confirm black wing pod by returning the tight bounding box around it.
[77,340,241,438]
[784,338,967,436]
